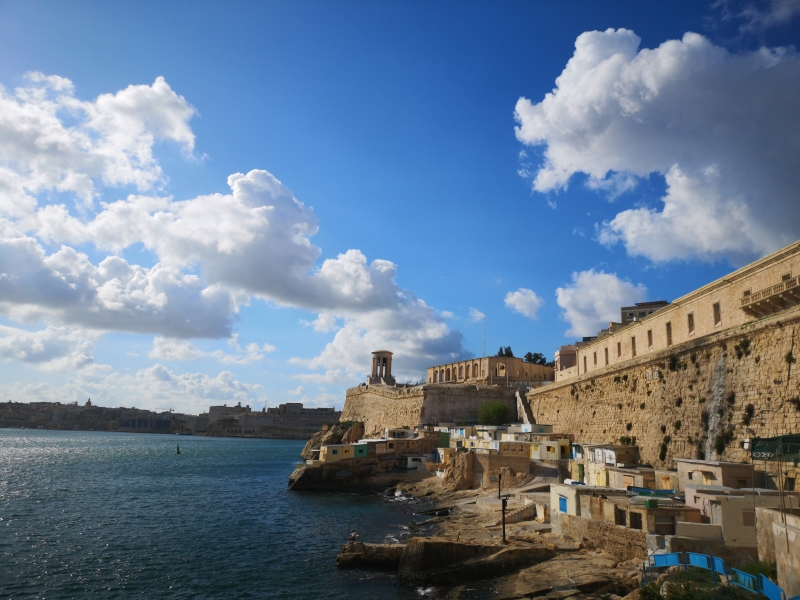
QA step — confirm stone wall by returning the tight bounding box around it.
[527,305,800,471]
[341,383,519,436]
[472,452,531,489]
[574,239,800,378]
[555,513,647,561]
[756,507,800,565]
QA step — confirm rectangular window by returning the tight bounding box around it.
[782,272,792,282]
[713,302,721,326]
[688,313,695,334]
[559,496,567,513]
[647,329,653,349]
[617,342,621,358]
[604,347,609,366]
[332,449,338,454]
[666,322,673,346]
[629,512,642,530]
[593,352,597,366]
[583,356,587,372]
[631,336,637,358]
[742,511,755,526]
[742,289,751,297]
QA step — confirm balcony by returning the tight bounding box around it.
[740,276,800,316]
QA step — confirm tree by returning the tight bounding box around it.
[478,401,510,425]
[504,346,514,358]
[497,347,504,357]
[523,352,549,366]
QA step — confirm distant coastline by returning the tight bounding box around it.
[0,399,341,440]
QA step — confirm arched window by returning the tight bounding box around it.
[466,364,471,378]
[459,365,464,379]
[446,368,451,381]
[474,362,479,377]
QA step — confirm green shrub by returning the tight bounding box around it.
[659,443,668,461]
[737,560,777,580]
[477,401,510,425]
[742,404,755,426]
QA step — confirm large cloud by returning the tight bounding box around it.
[515,28,800,263]
[0,222,235,337]
[0,324,98,371]
[0,73,194,207]
[0,73,467,378]
[556,269,647,337]
[148,335,275,364]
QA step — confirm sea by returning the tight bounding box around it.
[0,430,494,599]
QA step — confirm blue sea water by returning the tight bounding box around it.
[0,430,489,599]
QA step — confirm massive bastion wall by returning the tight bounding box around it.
[527,306,800,471]
[341,384,519,436]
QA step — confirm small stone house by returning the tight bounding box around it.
[690,488,798,547]
[319,443,368,462]
[607,466,657,490]
[531,437,570,460]
[584,496,702,536]
[550,483,628,519]
[674,458,756,492]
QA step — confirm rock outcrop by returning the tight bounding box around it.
[300,421,364,460]
[398,537,555,585]
[336,542,405,570]
[442,450,473,490]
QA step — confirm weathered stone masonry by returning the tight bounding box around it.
[341,383,519,436]
[527,305,800,471]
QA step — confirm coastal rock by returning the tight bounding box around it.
[442,451,473,491]
[398,536,555,584]
[494,551,636,599]
[336,542,405,570]
[300,421,364,460]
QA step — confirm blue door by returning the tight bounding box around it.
[559,496,567,513]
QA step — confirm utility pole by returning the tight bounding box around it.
[498,468,502,499]
[483,317,486,358]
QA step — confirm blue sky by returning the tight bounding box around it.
[0,0,799,413]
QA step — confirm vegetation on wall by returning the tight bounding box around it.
[734,338,751,359]
[477,401,510,425]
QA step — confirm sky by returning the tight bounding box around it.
[0,0,799,414]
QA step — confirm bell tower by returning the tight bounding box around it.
[366,350,395,385]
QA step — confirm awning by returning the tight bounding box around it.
[749,435,800,462]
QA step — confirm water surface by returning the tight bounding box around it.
[0,430,486,599]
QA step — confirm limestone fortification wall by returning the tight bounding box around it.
[341,384,518,436]
[340,386,425,435]
[527,306,800,471]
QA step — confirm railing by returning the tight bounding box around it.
[643,552,792,598]
[741,276,799,307]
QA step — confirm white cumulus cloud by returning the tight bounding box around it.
[515,28,800,263]
[148,334,274,364]
[0,325,98,371]
[468,308,485,322]
[555,269,647,337]
[504,288,544,319]
[0,73,467,381]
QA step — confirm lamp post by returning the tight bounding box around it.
[501,496,508,544]
[498,468,504,499]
